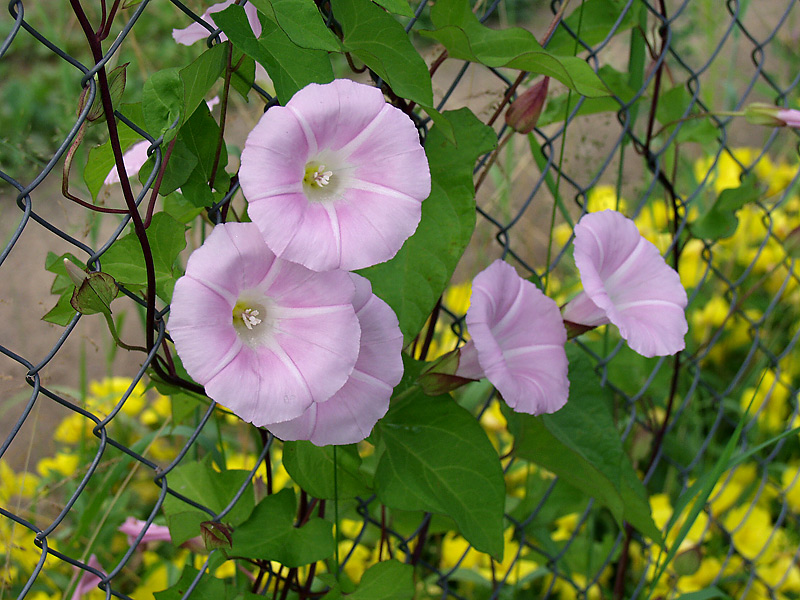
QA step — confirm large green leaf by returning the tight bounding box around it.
[546,0,642,56]
[142,44,227,140]
[282,441,371,499]
[161,459,256,545]
[154,566,263,600]
[100,212,186,302]
[507,346,661,543]
[322,560,414,600]
[332,0,432,106]
[230,488,335,566]
[215,4,333,104]
[359,108,495,344]
[374,359,505,558]
[249,0,340,51]
[692,173,761,240]
[420,0,608,98]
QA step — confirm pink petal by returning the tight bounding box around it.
[562,210,688,357]
[269,274,403,445]
[456,260,569,415]
[104,140,150,185]
[239,79,429,271]
[72,554,105,600]
[169,222,362,426]
[172,0,262,46]
[118,517,172,546]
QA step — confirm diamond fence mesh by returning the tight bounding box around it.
[2,0,800,598]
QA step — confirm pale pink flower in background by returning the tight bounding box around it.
[239,79,431,272]
[172,0,261,46]
[456,260,569,415]
[71,554,105,600]
[118,517,173,547]
[267,273,403,445]
[169,222,361,425]
[103,140,150,185]
[562,209,688,358]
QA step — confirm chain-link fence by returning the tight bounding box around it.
[3,0,800,598]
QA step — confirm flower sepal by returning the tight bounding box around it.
[201,521,233,551]
[69,268,118,317]
[418,350,477,396]
[563,319,596,340]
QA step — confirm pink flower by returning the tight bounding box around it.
[561,210,688,357]
[172,0,261,46]
[239,79,431,272]
[103,140,150,185]
[168,222,362,425]
[456,260,569,415]
[776,108,800,128]
[267,273,403,445]
[71,554,105,600]
[118,517,173,547]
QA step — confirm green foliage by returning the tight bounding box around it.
[420,0,609,97]
[692,173,762,240]
[374,357,506,558]
[282,441,371,499]
[250,0,341,51]
[230,488,335,566]
[322,560,415,600]
[333,0,433,106]
[507,346,661,543]
[100,212,187,302]
[360,108,496,343]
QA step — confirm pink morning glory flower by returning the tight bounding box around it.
[456,260,569,415]
[561,209,688,358]
[172,0,261,46]
[267,273,403,445]
[239,79,431,272]
[118,517,173,547]
[168,222,362,425]
[71,554,105,600]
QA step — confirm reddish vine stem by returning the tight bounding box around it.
[70,0,157,356]
[144,135,178,228]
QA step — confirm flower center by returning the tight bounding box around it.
[304,162,334,188]
[232,297,274,347]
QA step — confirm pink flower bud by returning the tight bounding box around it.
[505,77,550,134]
[744,103,800,128]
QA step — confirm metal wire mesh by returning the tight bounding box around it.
[2,0,800,598]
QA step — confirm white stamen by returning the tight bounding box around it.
[241,308,262,330]
[312,165,333,186]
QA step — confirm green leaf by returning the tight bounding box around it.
[282,441,371,499]
[43,252,84,325]
[100,212,187,302]
[230,488,335,566]
[692,173,762,240]
[372,0,414,17]
[359,108,495,343]
[215,4,333,104]
[162,459,256,545]
[142,44,227,140]
[332,0,433,106]
[674,588,733,600]
[249,0,340,51]
[84,103,145,200]
[163,191,206,223]
[374,361,505,558]
[323,560,415,600]
[420,0,608,98]
[154,566,261,600]
[507,346,661,543]
[546,0,642,56]
[139,136,198,196]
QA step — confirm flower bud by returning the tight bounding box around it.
[744,103,800,128]
[418,350,476,396]
[672,545,703,577]
[200,521,233,551]
[63,258,88,287]
[505,77,550,134]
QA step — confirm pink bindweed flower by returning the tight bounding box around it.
[561,209,688,358]
[455,260,569,415]
[118,517,173,547]
[168,222,362,425]
[104,140,150,185]
[744,103,800,128]
[172,0,261,46]
[239,79,431,272]
[71,554,105,600]
[267,273,403,445]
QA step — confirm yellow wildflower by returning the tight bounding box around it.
[587,185,626,213]
[36,452,80,478]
